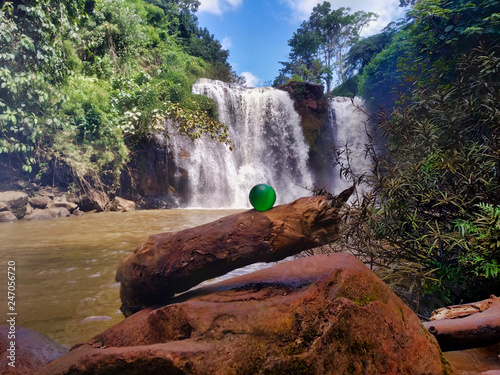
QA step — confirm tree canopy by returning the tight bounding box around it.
[0,0,235,195]
[335,0,500,309]
[276,2,377,92]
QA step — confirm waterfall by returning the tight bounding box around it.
[167,79,313,208]
[327,97,371,195]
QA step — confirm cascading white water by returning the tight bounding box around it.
[328,97,371,195]
[168,79,313,208]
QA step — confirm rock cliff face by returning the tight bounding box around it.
[40,254,451,375]
[278,81,329,150]
[278,81,339,192]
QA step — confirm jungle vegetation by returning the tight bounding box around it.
[311,0,500,309]
[0,0,236,196]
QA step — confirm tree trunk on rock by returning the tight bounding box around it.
[116,188,353,316]
[423,296,500,351]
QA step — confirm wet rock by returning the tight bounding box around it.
[53,207,71,217]
[29,195,52,209]
[40,254,451,375]
[53,196,78,212]
[24,207,71,221]
[110,196,136,212]
[24,209,55,221]
[0,325,67,375]
[0,211,17,222]
[0,191,28,219]
[78,189,108,212]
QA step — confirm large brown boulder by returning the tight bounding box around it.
[0,325,68,374]
[40,254,452,374]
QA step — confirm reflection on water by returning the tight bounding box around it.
[0,209,242,347]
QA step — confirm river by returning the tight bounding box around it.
[0,209,252,348]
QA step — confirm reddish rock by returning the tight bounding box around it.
[0,325,67,374]
[40,254,452,375]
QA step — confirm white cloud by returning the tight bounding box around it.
[241,72,260,87]
[198,0,243,16]
[221,36,232,50]
[279,0,406,35]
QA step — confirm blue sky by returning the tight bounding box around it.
[196,0,407,87]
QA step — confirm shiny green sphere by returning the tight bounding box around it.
[249,184,276,211]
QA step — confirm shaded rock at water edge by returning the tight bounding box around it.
[0,191,28,219]
[24,207,71,221]
[53,196,78,212]
[40,253,451,375]
[0,325,68,375]
[29,195,52,209]
[0,210,17,222]
[110,197,136,212]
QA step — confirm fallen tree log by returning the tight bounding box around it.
[116,188,353,317]
[429,295,498,321]
[423,296,500,351]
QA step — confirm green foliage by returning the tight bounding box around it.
[358,29,412,108]
[455,203,500,280]
[0,0,233,196]
[336,44,500,309]
[0,0,84,174]
[345,26,396,77]
[330,75,360,97]
[278,2,377,92]
[361,0,500,108]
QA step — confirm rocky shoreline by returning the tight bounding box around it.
[0,188,136,223]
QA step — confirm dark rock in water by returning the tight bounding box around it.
[40,254,450,375]
[119,137,188,208]
[0,325,68,374]
[0,191,28,219]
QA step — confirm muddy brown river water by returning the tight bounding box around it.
[0,209,244,347]
[1,209,499,374]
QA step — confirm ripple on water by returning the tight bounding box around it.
[81,315,112,324]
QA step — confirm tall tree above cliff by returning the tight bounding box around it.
[279,2,377,92]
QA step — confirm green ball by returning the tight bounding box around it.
[249,184,276,211]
